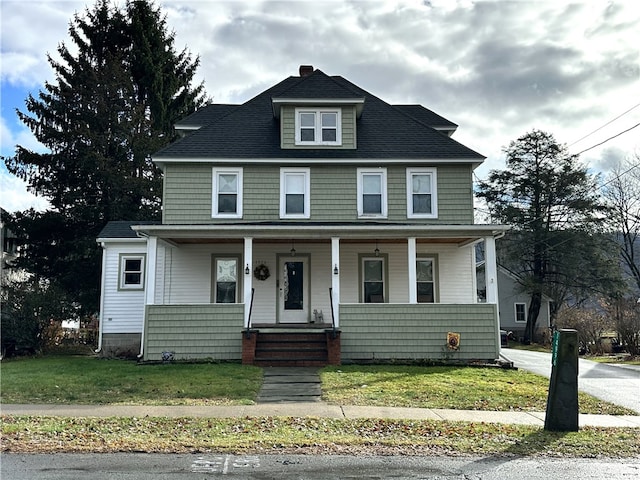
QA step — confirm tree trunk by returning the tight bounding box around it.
[524,291,542,343]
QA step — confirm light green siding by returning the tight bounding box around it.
[339,303,498,361]
[162,163,474,224]
[144,304,243,361]
[280,106,356,149]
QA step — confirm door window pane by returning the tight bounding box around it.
[284,261,304,310]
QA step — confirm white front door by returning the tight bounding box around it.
[278,256,309,323]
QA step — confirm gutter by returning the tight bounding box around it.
[94,242,107,354]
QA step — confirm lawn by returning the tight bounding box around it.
[320,365,636,415]
[0,356,635,415]
[0,356,262,405]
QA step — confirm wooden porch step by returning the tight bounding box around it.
[253,331,329,367]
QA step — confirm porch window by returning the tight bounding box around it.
[214,258,239,303]
[280,168,310,218]
[119,254,145,290]
[212,168,243,218]
[362,257,385,303]
[357,168,387,217]
[515,303,527,323]
[407,168,437,218]
[416,258,435,303]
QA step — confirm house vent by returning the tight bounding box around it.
[299,65,314,76]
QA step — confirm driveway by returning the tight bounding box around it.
[501,348,640,414]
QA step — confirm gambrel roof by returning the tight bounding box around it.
[153,69,484,162]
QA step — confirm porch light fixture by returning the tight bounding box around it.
[333,264,339,275]
[374,240,380,257]
[245,264,250,275]
[290,240,296,257]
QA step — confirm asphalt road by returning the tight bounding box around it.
[3,453,640,479]
[501,348,640,414]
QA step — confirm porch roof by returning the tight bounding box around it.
[131,222,509,246]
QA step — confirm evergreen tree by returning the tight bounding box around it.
[3,0,206,314]
[477,130,619,342]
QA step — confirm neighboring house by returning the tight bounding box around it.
[477,262,552,342]
[97,66,508,364]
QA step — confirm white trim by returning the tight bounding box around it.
[407,238,417,304]
[280,167,311,219]
[407,167,438,219]
[514,302,527,323]
[357,168,388,218]
[153,157,485,166]
[119,254,146,290]
[212,167,243,218]
[243,237,253,328]
[294,108,342,146]
[331,237,340,327]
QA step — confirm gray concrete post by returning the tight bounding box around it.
[544,328,579,431]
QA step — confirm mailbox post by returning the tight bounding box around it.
[544,328,579,431]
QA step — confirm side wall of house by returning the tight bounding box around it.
[497,269,551,341]
[100,241,147,357]
[162,163,474,225]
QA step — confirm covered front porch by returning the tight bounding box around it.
[134,224,507,363]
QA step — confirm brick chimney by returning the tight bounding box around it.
[299,65,314,77]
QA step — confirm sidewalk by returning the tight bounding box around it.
[3,403,640,428]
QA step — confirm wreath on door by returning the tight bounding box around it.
[253,264,270,281]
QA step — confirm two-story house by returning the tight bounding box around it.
[97,66,508,364]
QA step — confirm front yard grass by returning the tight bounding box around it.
[320,365,636,415]
[0,356,262,406]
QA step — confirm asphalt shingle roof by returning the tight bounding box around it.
[154,69,484,161]
[97,220,160,239]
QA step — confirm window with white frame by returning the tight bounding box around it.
[280,168,310,218]
[295,109,341,146]
[212,168,242,218]
[416,258,435,303]
[515,303,527,323]
[407,168,437,218]
[214,257,239,303]
[362,257,385,303]
[119,254,145,290]
[357,168,387,217]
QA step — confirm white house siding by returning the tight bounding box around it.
[101,242,147,334]
[435,245,476,304]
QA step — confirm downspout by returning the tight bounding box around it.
[94,242,108,354]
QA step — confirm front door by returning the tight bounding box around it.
[278,256,309,323]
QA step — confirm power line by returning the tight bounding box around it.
[573,122,640,156]
[568,102,640,147]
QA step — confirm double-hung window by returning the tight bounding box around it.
[212,168,243,218]
[295,109,341,146]
[515,303,527,323]
[357,168,387,218]
[213,257,239,303]
[362,257,385,303]
[280,167,310,218]
[119,254,145,290]
[416,258,436,303]
[407,168,437,218]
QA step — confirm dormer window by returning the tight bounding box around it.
[295,108,341,146]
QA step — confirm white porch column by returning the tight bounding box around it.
[331,237,340,328]
[484,236,499,304]
[243,237,253,329]
[407,237,417,303]
[145,236,158,306]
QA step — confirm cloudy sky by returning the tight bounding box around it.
[1,0,639,212]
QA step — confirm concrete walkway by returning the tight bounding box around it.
[3,402,640,428]
[257,367,322,403]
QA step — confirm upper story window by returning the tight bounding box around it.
[119,254,145,290]
[407,168,438,218]
[357,168,387,218]
[280,167,311,219]
[295,108,342,146]
[212,168,243,218]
